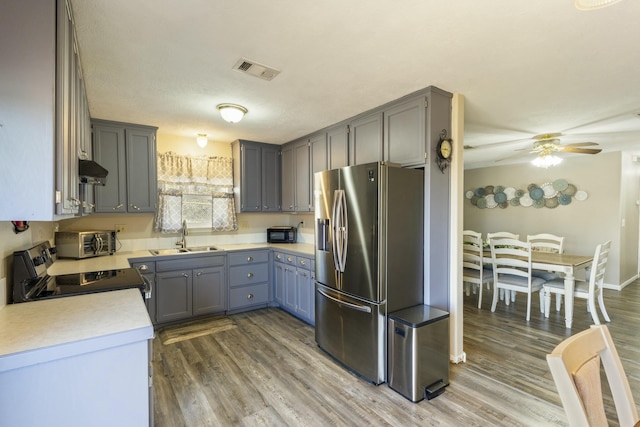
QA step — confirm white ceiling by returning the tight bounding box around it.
[70,0,640,169]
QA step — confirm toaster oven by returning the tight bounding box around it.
[55,230,117,259]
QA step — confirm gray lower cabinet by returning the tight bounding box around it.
[274,251,315,325]
[155,255,226,324]
[228,250,270,312]
[92,119,158,213]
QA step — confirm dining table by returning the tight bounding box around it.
[483,249,594,328]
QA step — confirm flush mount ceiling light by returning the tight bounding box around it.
[531,154,563,168]
[217,103,248,123]
[196,133,208,148]
[575,0,624,10]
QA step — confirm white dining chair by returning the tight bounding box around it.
[542,240,611,325]
[463,230,492,308]
[547,324,638,427]
[490,238,546,321]
[528,233,565,311]
[487,232,520,303]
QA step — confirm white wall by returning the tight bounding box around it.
[464,151,640,287]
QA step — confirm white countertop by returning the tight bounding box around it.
[49,242,314,275]
[0,289,153,372]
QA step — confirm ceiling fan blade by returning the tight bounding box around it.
[560,147,602,154]
[532,132,563,141]
[563,142,599,147]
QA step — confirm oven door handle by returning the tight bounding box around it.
[142,276,153,300]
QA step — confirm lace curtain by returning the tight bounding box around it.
[154,152,237,233]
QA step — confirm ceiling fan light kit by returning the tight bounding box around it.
[217,103,248,123]
[575,0,624,10]
[531,155,563,168]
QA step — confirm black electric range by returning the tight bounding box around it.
[12,241,149,303]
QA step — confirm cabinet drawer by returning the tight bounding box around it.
[228,250,269,266]
[229,263,269,287]
[157,255,225,272]
[297,256,312,270]
[274,251,296,265]
[229,284,269,309]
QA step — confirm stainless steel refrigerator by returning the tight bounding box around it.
[314,161,424,385]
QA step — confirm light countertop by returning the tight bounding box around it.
[49,242,314,275]
[0,289,153,372]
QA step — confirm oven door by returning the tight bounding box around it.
[82,233,111,257]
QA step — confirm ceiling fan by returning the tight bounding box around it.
[495,133,603,167]
[527,133,602,156]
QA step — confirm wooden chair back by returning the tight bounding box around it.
[547,325,639,427]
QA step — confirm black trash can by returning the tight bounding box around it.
[388,304,449,402]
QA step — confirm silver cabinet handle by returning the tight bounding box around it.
[130,204,140,211]
[263,205,268,209]
[276,254,282,260]
[138,264,149,271]
[287,256,293,262]
[247,293,254,299]
[247,273,254,278]
[182,273,189,278]
[247,256,253,262]
[113,203,124,210]
[299,260,306,266]
[196,272,202,276]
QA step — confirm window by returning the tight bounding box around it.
[154,152,237,233]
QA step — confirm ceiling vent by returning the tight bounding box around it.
[233,57,281,81]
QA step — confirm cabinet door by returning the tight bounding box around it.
[281,144,295,212]
[309,133,327,212]
[240,142,262,212]
[384,96,426,167]
[156,270,192,323]
[327,125,349,169]
[126,126,157,212]
[274,261,285,305]
[261,144,281,212]
[296,267,313,322]
[93,123,127,212]
[283,266,297,312]
[193,266,227,316]
[349,111,383,166]
[294,141,310,212]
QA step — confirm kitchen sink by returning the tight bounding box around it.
[149,246,220,256]
[149,248,190,255]
[185,246,220,252]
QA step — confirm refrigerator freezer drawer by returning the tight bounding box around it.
[315,284,386,384]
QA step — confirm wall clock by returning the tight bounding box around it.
[436,129,452,173]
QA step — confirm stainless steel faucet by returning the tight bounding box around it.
[176,220,188,248]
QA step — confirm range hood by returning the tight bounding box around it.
[79,159,108,186]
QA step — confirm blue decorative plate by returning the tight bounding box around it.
[529,187,544,200]
[558,194,572,205]
[494,192,507,203]
[475,187,486,197]
[552,178,568,191]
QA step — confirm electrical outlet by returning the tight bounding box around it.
[115,224,126,233]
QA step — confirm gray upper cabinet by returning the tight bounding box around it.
[281,131,326,213]
[384,87,452,168]
[232,140,281,212]
[92,120,158,213]
[0,0,91,220]
[384,96,426,167]
[349,111,383,166]
[327,125,349,169]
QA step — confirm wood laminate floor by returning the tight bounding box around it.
[152,282,640,426]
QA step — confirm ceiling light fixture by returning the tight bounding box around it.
[217,103,248,123]
[575,0,623,10]
[196,133,208,148]
[531,154,563,168]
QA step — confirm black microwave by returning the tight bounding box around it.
[267,226,297,243]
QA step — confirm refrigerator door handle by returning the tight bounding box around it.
[331,189,348,273]
[317,287,372,314]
